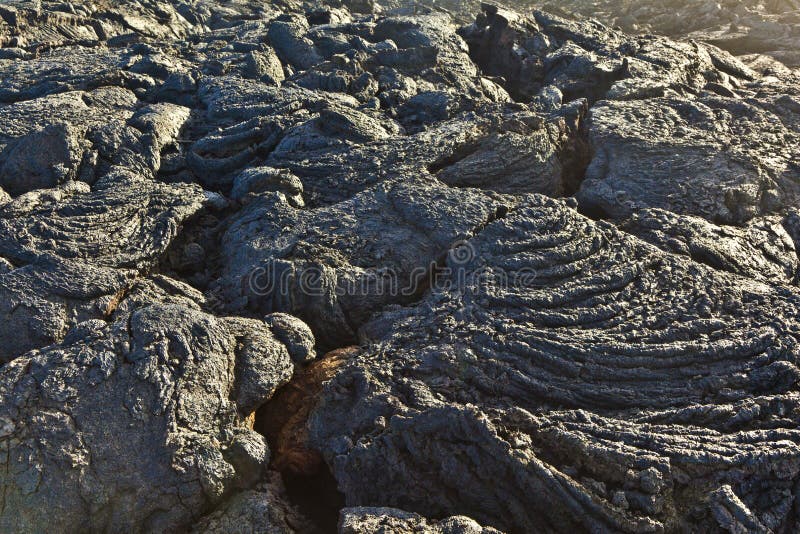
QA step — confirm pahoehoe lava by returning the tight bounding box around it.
[1,0,800,532]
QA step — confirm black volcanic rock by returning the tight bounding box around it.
[217,176,512,349]
[0,259,133,363]
[0,173,205,269]
[1,1,800,533]
[577,96,800,224]
[310,195,800,532]
[340,507,503,533]
[620,208,799,285]
[0,304,295,532]
[539,0,800,69]
[375,0,800,70]
[190,472,317,533]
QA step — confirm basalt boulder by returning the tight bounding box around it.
[576,96,800,224]
[458,4,767,103]
[0,87,191,192]
[190,472,317,534]
[0,259,133,363]
[339,507,504,534]
[217,176,512,348]
[0,87,137,154]
[0,304,298,532]
[0,171,206,269]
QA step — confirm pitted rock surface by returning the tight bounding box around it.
[340,507,504,533]
[577,96,800,224]
[217,177,513,348]
[1,1,800,533]
[190,471,317,533]
[0,304,294,532]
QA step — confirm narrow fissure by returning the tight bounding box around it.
[559,120,592,197]
[254,347,357,533]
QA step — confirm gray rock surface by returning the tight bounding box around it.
[577,96,800,224]
[538,0,800,69]
[218,177,511,348]
[0,304,294,532]
[0,259,133,363]
[2,1,800,533]
[339,507,503,533]
[621,208,799,285]
[0,173,205,269]
[310,195,800,532]
[110,274,209,319]
[0,123,89,196]
[456,4,800,228]
[375,0,800,70]
[264,313,318,365]
[191,472,316,534]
